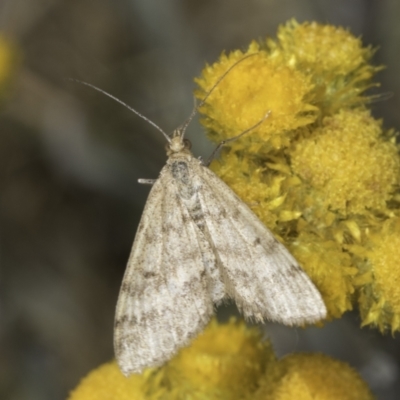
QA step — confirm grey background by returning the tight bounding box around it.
[0,1,399,399]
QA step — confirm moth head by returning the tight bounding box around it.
[167,129,192,155]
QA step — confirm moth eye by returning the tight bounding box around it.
[183,139,192,150]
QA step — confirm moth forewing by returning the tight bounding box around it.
[196,165,326,325]
[114,156,214,376]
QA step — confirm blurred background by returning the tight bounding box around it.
[0,1,399,399]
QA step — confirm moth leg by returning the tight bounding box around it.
[204,111,271,167]
[138,178,156,185]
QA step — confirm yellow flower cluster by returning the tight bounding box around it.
[0,34,18,102]
[195,20,400,332]
[68,319,374,400]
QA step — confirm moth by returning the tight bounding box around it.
[73,56,327,376]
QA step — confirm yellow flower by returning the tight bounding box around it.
[256,353,375,400]
[266,20,382,114]
[195,43,317,152]
[290,109,400,215]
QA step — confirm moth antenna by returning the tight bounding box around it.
[67,78,171,143]
[205,110,271,165]
[178,52,259,138]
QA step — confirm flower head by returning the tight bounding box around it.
[195,44,317,152]
[267,20,382,114]
[290,109,399,215]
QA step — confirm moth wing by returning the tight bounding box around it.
[197,166,326,325]
[114,169,213,376]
